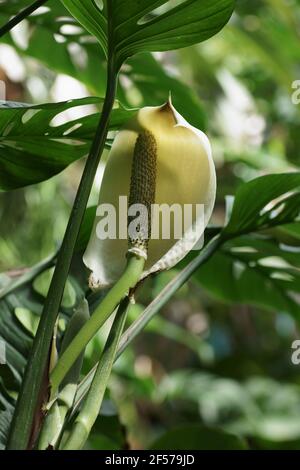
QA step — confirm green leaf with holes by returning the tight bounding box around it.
[0,98,136,190]
[222,173,300,238]
[0,1,208,121]
[196,235,300,318]
[0,250,90,448]
[177,173,300,317]
[62,0,235,69]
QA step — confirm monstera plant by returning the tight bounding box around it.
[0,0,300,452]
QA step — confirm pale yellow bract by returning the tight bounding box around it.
[84,100,216,289]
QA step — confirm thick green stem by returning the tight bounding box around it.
[62,297,130,450]
[7,58,118,450]
[118,236,222,355]
[38,300,90,450]
[50,254,145,398]
[0,0,48,37]
[72,235,222,414]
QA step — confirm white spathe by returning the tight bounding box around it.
[84,100,216,288]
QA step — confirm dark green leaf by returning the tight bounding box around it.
[0,379,14,450]
[0,98,135,190]
[223,173,300,238]
[0,1,207,123]
[0,252,89,447]
[196,235,300,317]
[62,0,235,68]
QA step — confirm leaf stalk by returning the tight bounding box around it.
[0,0,49,38]
[7,57,118,450]
[61,297,130,450]
[50,253,145,398]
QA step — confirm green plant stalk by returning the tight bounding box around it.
[50,253,145,398]
[38,383,79,450]
[72,235,223,413]
[38,300,90,450]
[37,401,62,451]
[118,237,222,355]
[61,297,130,450]
[0,0,49,37]
[10,232,220,436]
[7,57,118,450]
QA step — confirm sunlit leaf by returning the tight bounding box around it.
[223,173,300,238]
[0,98,135,190]
[62,0,235,69]
[196,235,300,317]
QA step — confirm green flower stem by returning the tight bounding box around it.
[0,0,49,37]
[38,382,80,450]
[7,58,118,450]
[37,402,62,451]
[61,297,130,450]
[117,237,222,356]
[38,300,90,450]
[50,253,145,399]
[72,235,223,414]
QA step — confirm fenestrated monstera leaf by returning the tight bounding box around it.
[223,172,300,238]
[0,1,209,122]
[0,98,136,190]
[196,234,300,318]
[62,0,235,69]
[179,173,300,318]
[0,214,95,449]
[0,1,228,192]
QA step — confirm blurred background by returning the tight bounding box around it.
[1,0,300,449]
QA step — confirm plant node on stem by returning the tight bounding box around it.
[50,253,145,398]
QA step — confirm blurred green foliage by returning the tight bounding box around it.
[0,0,300,450]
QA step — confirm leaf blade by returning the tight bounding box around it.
[62,0,235,68]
